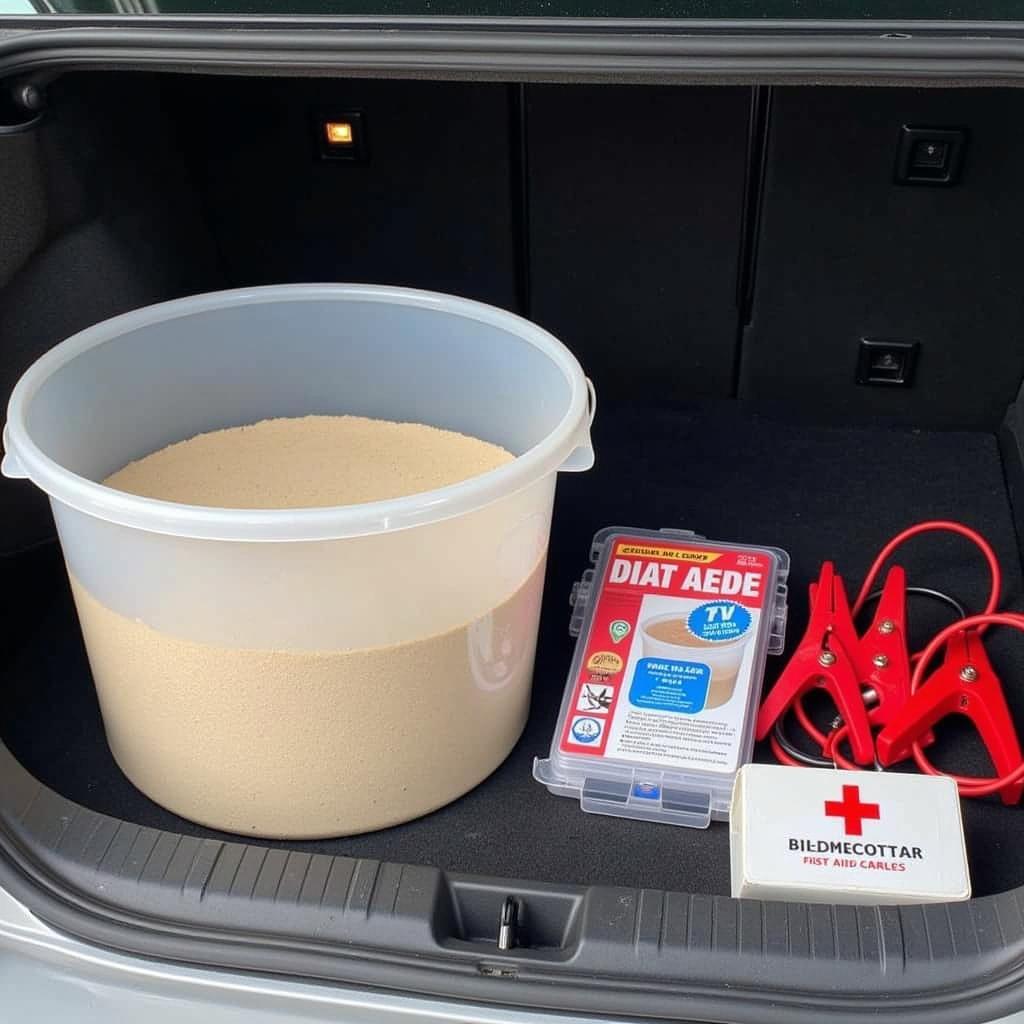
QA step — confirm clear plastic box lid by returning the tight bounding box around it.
[533,527,790,829]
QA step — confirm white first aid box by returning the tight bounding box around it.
[730,764,971,905]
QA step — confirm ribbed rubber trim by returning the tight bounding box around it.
[3,738,1024,1024]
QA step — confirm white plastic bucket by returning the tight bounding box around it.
[3,284,595,838]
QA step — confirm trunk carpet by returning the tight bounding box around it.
[4,401,1023,898]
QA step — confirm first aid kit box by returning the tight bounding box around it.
[534,527,789,828]
[730,764,971,904]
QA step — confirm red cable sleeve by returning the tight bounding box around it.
[770,734,805,768]
[851,520,1001,629]
[908,612,1024,798]
[793,696,829,749]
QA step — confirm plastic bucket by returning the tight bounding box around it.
[2,284,595,838]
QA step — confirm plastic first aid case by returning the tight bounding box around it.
[534,528,789,828]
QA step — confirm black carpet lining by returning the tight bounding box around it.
[3,400,1024,898]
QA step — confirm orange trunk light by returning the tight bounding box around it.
[324,121,354,145]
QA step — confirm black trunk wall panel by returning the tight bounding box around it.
[740,87,1024,430]
[0,133,46,292]
[0,74,224,554]
[181,78,518,310]
[526,85,750,402]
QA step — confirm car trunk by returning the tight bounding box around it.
[5,54,1024,1023]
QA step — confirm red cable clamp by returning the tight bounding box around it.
[857,566,915,728]
[755,562,876,765]
[876,628,1024,805]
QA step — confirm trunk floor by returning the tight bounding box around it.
[5,401,1024,899]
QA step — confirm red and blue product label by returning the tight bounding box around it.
[559,536,773,773]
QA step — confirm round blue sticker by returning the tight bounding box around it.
[687,601,752,643]
[571,717,603,744]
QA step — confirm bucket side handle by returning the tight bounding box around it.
[559,377,596,473]
[1,424,27,479]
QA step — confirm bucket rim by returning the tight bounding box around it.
[3,283,594,542]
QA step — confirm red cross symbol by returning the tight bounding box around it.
[824,784,880,836]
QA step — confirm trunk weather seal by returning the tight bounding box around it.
[2,20,1024,85]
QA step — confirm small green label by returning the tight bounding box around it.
[609,619,631,644]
